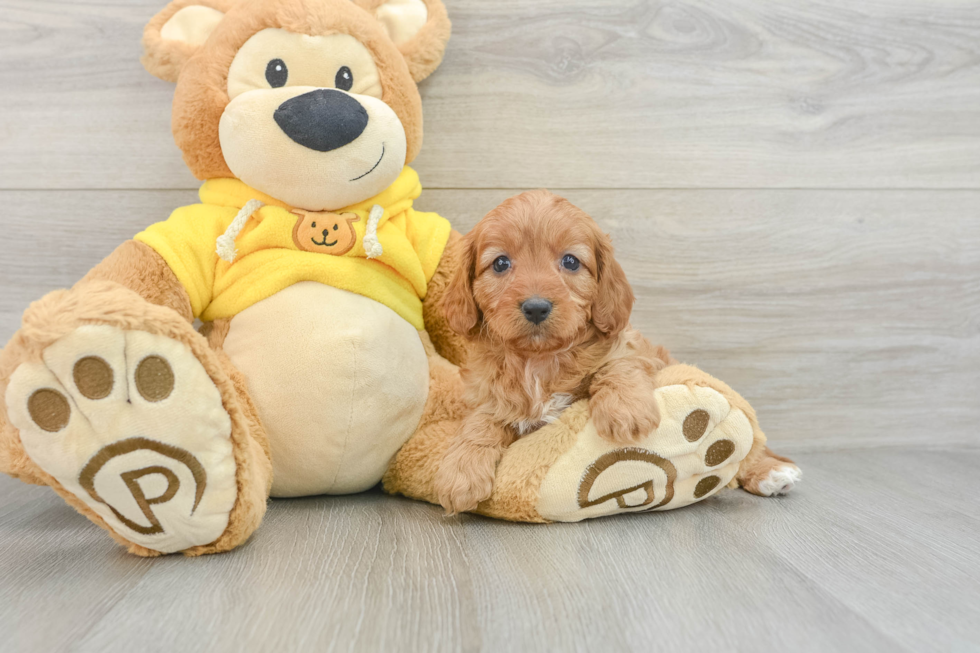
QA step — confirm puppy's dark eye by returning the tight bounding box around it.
[492,256,511,273]
[335,66,353,91]
[266,59,288,88]
[561,254,581,271]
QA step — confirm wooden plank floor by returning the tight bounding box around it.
[0,0,978,651]
[1,447,979,653]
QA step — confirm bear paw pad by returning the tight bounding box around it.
[536,384,754,521]
[5,325,237,553]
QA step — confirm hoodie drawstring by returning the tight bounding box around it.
[216,199,265,263]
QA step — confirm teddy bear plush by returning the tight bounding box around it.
[0,0,800,557]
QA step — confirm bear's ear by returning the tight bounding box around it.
[357,0,451,82]
[141,0,235,83]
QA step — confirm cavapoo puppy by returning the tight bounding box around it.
[434,190,674,515]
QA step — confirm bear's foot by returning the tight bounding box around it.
[531,383,755,521]
[441,365,767,523]
[387,362,800,523]
[4,323,243,554]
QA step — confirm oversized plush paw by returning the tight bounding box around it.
[4,325,238,553]
[532,383,754,521]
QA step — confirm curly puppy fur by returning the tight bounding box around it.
[433,190,675,514]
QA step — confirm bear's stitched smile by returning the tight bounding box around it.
[350,143,385,182]
[311,235,339,247]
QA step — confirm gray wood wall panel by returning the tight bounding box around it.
[2,188,977,449]
[1,0,979,190]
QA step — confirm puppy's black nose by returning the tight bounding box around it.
[274,89,368,152]
[522,298,553,325]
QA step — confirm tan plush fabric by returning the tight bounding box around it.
[141,0,237,83]
[355,0,451,82]
[81,240,194,322]
[479,403,592,523]
[161,6,226,47]
[374,0,428,47]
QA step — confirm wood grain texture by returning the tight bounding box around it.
[1,0,979,190]
[2,188,977,449]
[1,448,978,652]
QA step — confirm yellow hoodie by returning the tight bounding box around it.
[135,167,451,330]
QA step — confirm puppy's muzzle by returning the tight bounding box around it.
[521,298,553,325]
[274,89,369,152]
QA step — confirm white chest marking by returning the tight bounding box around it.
[514,392,574,436]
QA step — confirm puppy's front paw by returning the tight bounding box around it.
[590,391,661,444]
[434,447,496,515]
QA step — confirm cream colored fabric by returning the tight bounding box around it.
[227,30,383,101]
[222,282,429,497]
[536,384,753,522]
[219,86,407,212]
[220,28,404,211]
[160,5,225,47]
[376,0,428,45]
[4,326,237,553]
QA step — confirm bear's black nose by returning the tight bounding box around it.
[521,298,553,325]
[274,89,369,152]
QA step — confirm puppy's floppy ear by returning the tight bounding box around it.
[441,235,481,336]
[141,0,234,83]
[355,0,452,82]
[591,229,634,336]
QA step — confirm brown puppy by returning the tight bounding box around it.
[434,190,674,515]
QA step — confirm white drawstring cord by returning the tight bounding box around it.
[216,199,265,263]
[363,204,384,259]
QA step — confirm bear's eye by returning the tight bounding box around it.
[561,254,581,271]
[266,59,288,88]
[311,222,316,228]
[333,224,339,231]
[335,66,353,92]
[492,256,511,274]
